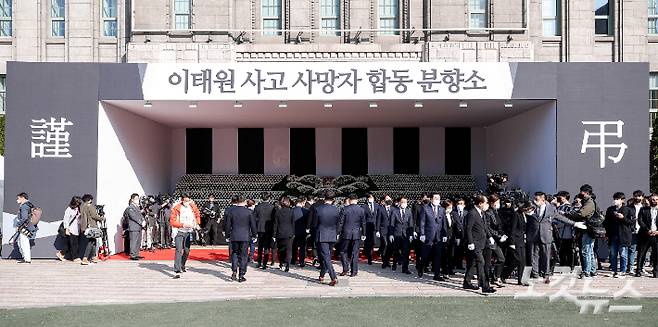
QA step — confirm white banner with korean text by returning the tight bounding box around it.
[141,62,514,100]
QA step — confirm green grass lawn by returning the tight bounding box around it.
[2,297,657,327]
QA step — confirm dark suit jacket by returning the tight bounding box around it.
[378,205,393,235]
[254,202,275,234]
[123,203,144,232]
[362,202,382,225]
[449,210,464,240]
[306,202,322,231]
[293,206,309,236]
[313,203,341,243]
[465,208,490,250]
[418,204,447,244]
[484,208,504,241]
[225,206,257,242]
[604,205,633,246]
[637,206,658,238]
[509,212,527,246]
[339,204,366,240]
[273,206,295,239]
[390,206,414,238]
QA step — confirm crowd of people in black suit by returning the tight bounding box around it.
[199,183,658,291]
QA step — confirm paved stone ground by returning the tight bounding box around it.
[2,256,657,309]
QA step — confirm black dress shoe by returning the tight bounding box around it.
[463,283,479,290]
[130,257,139,261]
[260,265,267,270]
[433,275,445,282]
[238,277,246,283]
[391,265,397,271]
[382,263,390,269]
[181,267,186,273]
[350,272,357,277]
[137,256,145,259]
[340,271,348,276]
[299,264,306,268]
[402,270,412,274]
[517,282,530,286]
[530,272,538,279]
[417,270,423,278]
[483,287,497,293]
[173,273,181,279]
[231,272,237,281]
[367,260,373,265]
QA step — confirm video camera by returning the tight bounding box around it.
[96,204,105,217]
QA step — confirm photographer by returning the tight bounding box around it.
[80,194,105,265]
[158,196,173,248]
[124,193,145,260]
[14,192,35,264]
[202,194,221,246]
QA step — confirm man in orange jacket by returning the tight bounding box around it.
[170,193,201,279]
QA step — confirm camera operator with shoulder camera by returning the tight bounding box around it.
[124,193,145,260]
[202,194,221,246]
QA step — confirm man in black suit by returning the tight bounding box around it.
[202,194,221,245]
[292,196,309,267]
[604,192,634,277]
[254,192,275,269]
[502,201,532,286]
[484,194,507,287]
[338,194,366,277]
[389,196,414,274]
[463,195,496,293]
[379,197,394,268]
[627,190,646,274]
[225,195,257,282]
[418,193,448,281]
[440,199,459,276]
[306,196,323,267]
[313,191,342,286]
[635,193,658,278]
[362,193,383,265]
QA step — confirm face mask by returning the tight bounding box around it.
[634,198,642,204]
[525,210,535,216]
[368,198,374,203]
[385,200,393,206]
[432,200,440,206]
[400,203,408,209]
[457,205,465,211]
[16,199,20,204]
[446,208,452,214]
[614,199,623,207]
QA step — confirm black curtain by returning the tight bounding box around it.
[393,127,420,174]
[445,127,471,175]
[290,128,316,175]
[238,128,264,174]
[186,128,212,174]
[342,128,368,175]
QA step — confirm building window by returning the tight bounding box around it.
[649,73,658,115]
[0,0,11,37]
[378,0,399,35]
[51,0,65,37]
[542,0,559,36]
[320,0,340,36]
[595,0,610,35]
[469,0,488,29]
[0,75,5,114]
[262,0,282,36]
[650,0,658,34]
[102,0,117,37]
[173,0,191,30]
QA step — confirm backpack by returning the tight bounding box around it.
[585,199,606,238]
[26,202,43,226]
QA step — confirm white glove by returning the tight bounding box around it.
[336,235,340,240]
[413,232,418,238]
[252,238,257,243]
[305,229,310,234]
[361,235,366,241]
[225,238,230,242]
[419,235,426,243]
[489,237,495,245]
[509,244,516,249]
[376,232,381,238]
[389,235,394,243]
[574,222,587,230]
[456,239,461,246]
[409,236,414,242]
[500,235,508,243]
[141,221,146,227]
[467,243,475,251]
[442,237,448,243]
[272,237,276,243]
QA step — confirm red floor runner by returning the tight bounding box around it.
[108,248,397,262]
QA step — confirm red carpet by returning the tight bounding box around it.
[109,247,416,262]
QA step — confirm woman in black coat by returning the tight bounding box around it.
[273,197,295,271]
